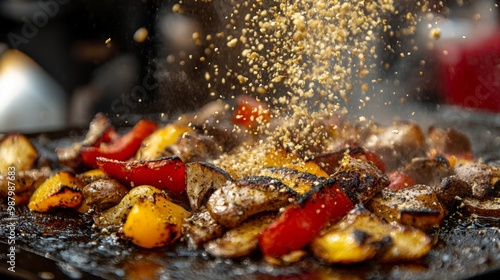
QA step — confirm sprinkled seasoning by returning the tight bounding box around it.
[174,0,398,176]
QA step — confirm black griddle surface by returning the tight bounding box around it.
[1,104,499,279]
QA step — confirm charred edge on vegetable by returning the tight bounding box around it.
[334,158,390,203]
[237,176,299,196]
[261,166,320,182]
[197,161,234,182]
[56,185,81,195]
[352,229,371,245]
[297,178,350,205]
[140,155,183,167]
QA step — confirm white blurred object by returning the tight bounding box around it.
[0,49,66,132]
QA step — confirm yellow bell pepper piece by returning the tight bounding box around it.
[123,193,190,248]
[80,169,106,178]
[28,171,84,212]
[136,124,191,160]
[96,185,162,228]
[78,169,107,185]
[265,148,328,178]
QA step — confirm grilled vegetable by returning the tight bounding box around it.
[0,167,51,204]
[166,133,221,163]
[0,134,38,174]
[96,156,186,195]
[427,127,472,155]
[82,179,129,211]
[454,163,500,199]
[77,169,108,185]
[367,185,446,230]
[313,146,386,175]
[259,179,354,258]
[463,197,500,218]
[56,113,114,170]
[6,95,498,268]
[427,126,474,166]
[81,119,158,168]
[264,148,328,177]
[259,180,354,257]
[232,95,271,129]
[204,213,276,258]
[334,156,390,203]
[28,171,84,212]
[362,121,427,171]
[136,124,191,160]
[185,162,232,211]
[387,170,416,190]
[435,176,471,210]
[259,156,389,257]
[259,167,321,195]
[182,207,224,249]
[123,191,190,248]
[403,156,454,187]
[207,176,297,228]
[311,207,431,263]
[378,223,432,262]
[95,185,162,228]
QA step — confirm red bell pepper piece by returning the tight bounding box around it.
[360,150,386,173]
[313,147,386,175]
[81,120,157,168]
[232,95,271,128]
[387,170,416,190]
[259,179,354,257]
[92,127,120,147]
[96,156,186,195]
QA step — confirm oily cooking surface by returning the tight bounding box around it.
[1,107,499,280]
[1,205,500,280]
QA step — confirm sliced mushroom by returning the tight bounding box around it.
[186,161,232,211]
[367,185,446,230]
[403,156,454,187]
[182,207,225,249]
[258,167,322,195]
[463,197,500,218]
[362,121,427,171]
[434,176,471,210]
[204,213,276,258]
[427,126,472,155]
[455,163,500,199]
[206,176,297,228]
[334,155,390,203]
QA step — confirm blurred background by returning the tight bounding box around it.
[0,0,499,133]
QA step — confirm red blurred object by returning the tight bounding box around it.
[232,95,271,128]
[387,171,416,191]
[436,30,500,112]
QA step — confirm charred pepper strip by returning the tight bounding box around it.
[259,178,353,257]
[81,120,158,168]
[96,156,186,195]
[259,156,390,257]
